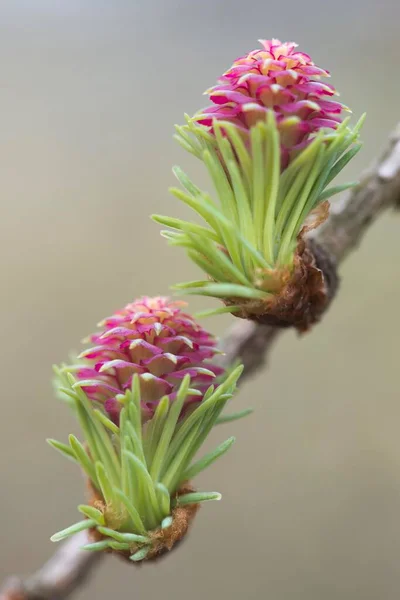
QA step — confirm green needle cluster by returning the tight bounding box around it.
[154,113,364,315]
[49,367,242,561]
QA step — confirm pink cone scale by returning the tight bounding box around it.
[75,297,224,423]
[197,38,347,168]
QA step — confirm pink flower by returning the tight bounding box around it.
[75,297,223,423]
[197,38,347,168]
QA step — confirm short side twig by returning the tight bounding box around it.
[0,532,103,600]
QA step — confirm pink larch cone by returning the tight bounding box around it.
[75,297,224,423]
[197,38,347,168]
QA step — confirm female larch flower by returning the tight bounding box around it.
[154,38,364,330]
[50,297,243,562]
[198,38,345,169]
[69,297,224,423]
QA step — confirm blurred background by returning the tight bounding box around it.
[1,1,400,598]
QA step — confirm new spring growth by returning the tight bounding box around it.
[49,297,245,562]
[153,39,364,326]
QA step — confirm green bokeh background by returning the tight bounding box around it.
[1,2,399,598]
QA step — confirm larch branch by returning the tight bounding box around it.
[2,122,400,600]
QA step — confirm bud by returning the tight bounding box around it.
[154,39,364,330]
[49,298,243,562]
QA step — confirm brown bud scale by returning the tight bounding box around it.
[225,237,339,332]
[87,482,200,564]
